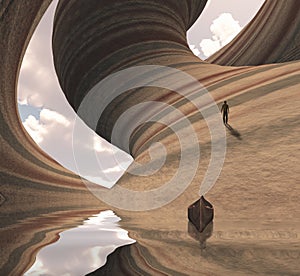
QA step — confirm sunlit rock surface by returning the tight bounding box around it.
[1,0,300,275]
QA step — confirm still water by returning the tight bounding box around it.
[24,210,135,275]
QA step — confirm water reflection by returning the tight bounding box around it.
[188,221,214,249]
[24,210,135,276]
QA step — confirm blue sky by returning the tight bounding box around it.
[18,103,41,121]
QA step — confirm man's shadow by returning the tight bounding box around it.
[225,123,242,140]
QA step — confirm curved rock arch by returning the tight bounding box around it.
[1,0,300,274]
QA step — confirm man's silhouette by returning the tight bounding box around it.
[221,101,229,124]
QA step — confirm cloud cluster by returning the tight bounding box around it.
[18,0,133,188]
[189,45,201,57]
[200,13,242,57]
[23,109,132,188]
[18,3,241,188]
[192,13,242,58]
[17,6,74,118]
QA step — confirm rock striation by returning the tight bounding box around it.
[1,0,300,275]
[208,0,300,65]
[52,0,208,155]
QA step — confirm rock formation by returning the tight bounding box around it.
[1,0,300,275]
[52,0,209,155]
[208,1,300,65]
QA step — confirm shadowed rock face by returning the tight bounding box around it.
[52,0,208,154]
[1,0,300,275]
[0,1,105,274]
[52,0,206,106]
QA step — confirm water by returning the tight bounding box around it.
[24,210,135,276]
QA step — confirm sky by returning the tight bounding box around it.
[187,0,265,59]
[17,0,265,188]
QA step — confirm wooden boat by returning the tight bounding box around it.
[188,196,214,233]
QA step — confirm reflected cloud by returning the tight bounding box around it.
[24,210,135,276]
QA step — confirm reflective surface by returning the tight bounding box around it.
[24,210,135,276]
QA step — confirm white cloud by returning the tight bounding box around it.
[189,44,201,57]
[17,0,74,118]
[18,0,133,188]
[199,39,221,58]
[23,108,132,188]
[17,36,72,116]
[40,109,70,127]
[93,136,113,153]
[210,13,242,44]
[199,13,242,58]
[23,109,75,167]
[23,115,45,144]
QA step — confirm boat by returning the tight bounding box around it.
[188,196,214,233]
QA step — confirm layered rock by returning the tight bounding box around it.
[0,0,300,275]
[52,0,209,155]
[208,0,300,65]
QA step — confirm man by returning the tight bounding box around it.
[221,101,229,125]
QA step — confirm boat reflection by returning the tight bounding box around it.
[24,210,135,276]
[188,221,213,249]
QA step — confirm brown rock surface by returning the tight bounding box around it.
[0,0,299,275]
[208,0,300,65]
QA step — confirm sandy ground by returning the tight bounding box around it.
[109,62,300,275]
[2,62,299,276]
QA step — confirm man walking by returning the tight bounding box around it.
[221,101,229,125]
